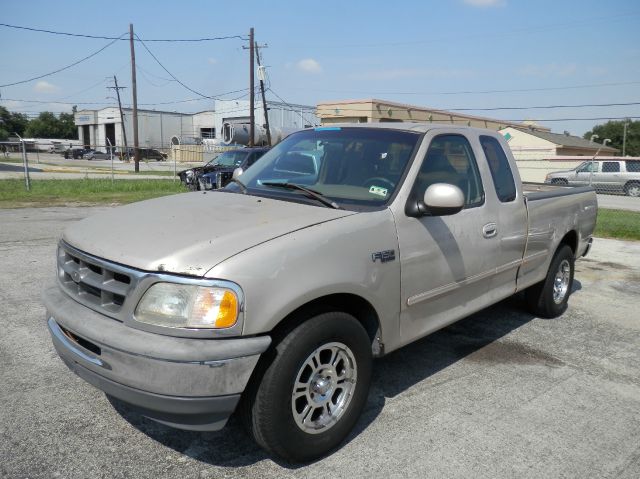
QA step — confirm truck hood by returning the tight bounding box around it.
[63,192,356,275]
[548,169,576,175]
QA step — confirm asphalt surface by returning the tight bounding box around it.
[1,206,639,479]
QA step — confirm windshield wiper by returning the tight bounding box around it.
[227,177,247,193]
[261,182,341,209]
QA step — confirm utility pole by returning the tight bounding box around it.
[255,41,271,146]
[623,119,630,156]
[15,133,30,191]
[248,28,255,147]
[108,76,128,160]
[129,23,140,172]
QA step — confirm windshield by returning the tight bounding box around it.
[207,150,248,167]
[226,128,420,209]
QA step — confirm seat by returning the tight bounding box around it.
[416,151,464,198]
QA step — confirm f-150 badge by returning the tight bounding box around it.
[372,250,395,263]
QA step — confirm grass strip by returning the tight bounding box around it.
[595,208,640,241]
[0,178,188,208]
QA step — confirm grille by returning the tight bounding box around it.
[57,242,139,320]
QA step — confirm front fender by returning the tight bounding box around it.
[206,209,402,349]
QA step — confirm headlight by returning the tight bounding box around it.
[134,283,239,329]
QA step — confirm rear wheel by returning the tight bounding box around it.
[624,181,640,197]
[525,244,575,318]
[242,312,372,462]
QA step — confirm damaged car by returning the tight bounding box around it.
[177,148,269,190]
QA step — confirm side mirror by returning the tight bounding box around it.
[408,183,465,217]
[232,167,244,180]
[423,183,465,216]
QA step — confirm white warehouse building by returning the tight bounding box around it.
[74,100,318,152]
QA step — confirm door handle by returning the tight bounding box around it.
[482,222,497,238]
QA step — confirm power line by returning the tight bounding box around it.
[297,11,640,49]
[0,33,127,88]
[267,88,319,126]
[295,80,640,97]
[4,96,638,115]
[0,22,247,42]
[135,33,241,101]
[450,101,640,112]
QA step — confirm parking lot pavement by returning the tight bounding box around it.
[1,206,639,479]
[596,194,640,212]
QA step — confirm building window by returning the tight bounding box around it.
[200,128,215,139]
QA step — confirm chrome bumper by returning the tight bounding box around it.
[44,286,271,431]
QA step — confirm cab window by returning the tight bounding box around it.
[414,134,484,208]
[480,135,517,203]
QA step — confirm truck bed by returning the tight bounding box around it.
[517,181,597,292]
[522,182,595,201]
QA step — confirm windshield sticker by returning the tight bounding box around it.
[369,186,388,197]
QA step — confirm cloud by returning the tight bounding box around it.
[34,81,59,93]
[296,58,322,74]
[463,0,506,7]
[207,57,217,65]
[517,63,577,78]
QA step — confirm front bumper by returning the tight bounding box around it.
[44,285,271,431]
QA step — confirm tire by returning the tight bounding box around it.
[525,244,575,318]
[242,312,372,462]
[624,181,640,197]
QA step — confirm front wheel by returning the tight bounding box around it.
[242,312,372,462]
[525,244,575,318]
[624,181,640,197]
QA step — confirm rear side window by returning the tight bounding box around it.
[626,161,640,173]
[602,161,620,173]
[480,135,517,203]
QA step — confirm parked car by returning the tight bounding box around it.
[177,147,269,190]
[545,159,640,197]
[62,148,91,159]
[84,150,115,161]
[44,124,596,462]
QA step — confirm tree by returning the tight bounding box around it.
[0,106,29,140]
[24,111,78,139]
[584,120,640,156]
[59,112,77,139]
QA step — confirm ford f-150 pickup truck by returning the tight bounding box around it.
[44,124,597,462]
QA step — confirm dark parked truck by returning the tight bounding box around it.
[44,124,597,462]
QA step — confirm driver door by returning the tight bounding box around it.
[395,133,497,345]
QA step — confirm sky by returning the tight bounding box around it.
[1,0,639,136]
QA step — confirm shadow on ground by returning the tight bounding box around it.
[0,163,43,173]
[110,294,542,468]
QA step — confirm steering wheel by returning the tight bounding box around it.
[362,177,395,190]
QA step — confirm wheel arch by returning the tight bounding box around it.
[269,293,382,353]
[559,230,578,256]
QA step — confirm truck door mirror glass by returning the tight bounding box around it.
[422,183,465,216]
[232,167,244,179]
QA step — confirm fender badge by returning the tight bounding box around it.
[372,250,395,263]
